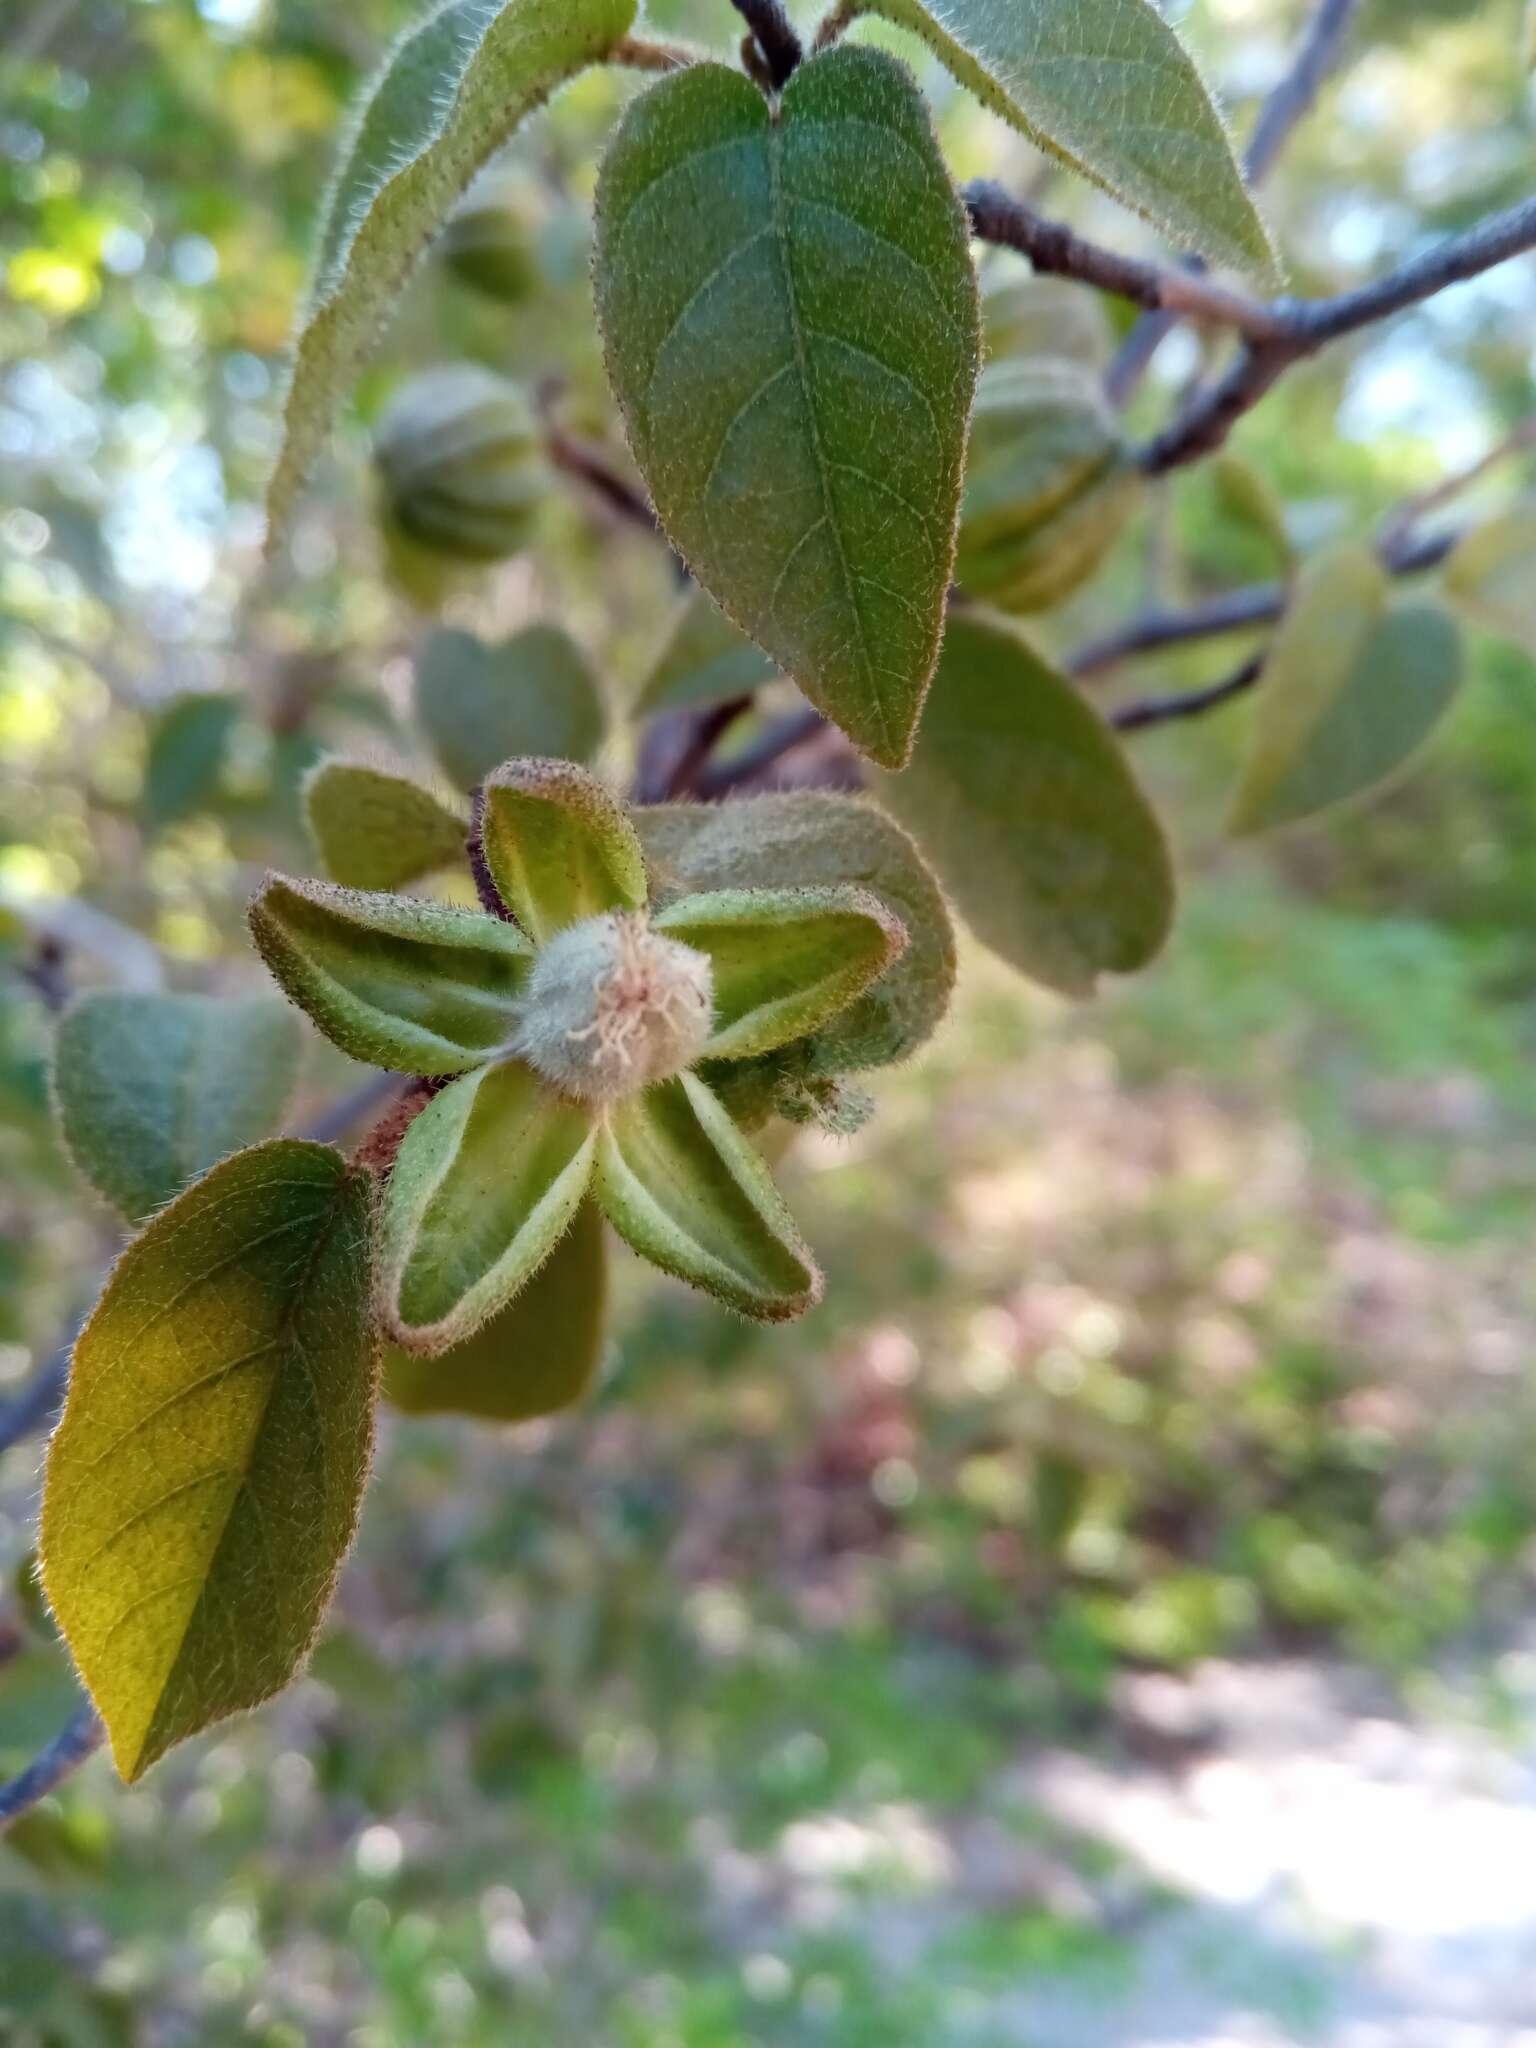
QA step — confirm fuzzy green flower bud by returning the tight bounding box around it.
[514,911,714,1103]
[374,365,543,564]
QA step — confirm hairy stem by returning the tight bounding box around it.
[729,0,802,88]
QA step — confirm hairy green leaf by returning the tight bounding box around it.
[655,887,905,1063]
[54,994,301,1224]
[594,46,980,769]
[250,873,532,1074]
[384,1199,606,1420]
[637,792,954,1072]
[381,1061,596,1353]
[1445,506,1536,654]
[478,757,647,942]
[1230,591,1464,835]
[143,694,238,832]
[853,0,1277,281]
[415,625,606,789]
[595,1074,820,1322]
[635,588,779,717]
[304,758,467,890]
[878,610,1174,995]
[266,0,636,549]
[41,1141,376,1781]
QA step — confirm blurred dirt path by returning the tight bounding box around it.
[1006,1652,1536,2046]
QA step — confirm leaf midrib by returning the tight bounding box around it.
[764,109,888,760]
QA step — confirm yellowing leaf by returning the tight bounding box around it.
[53,994,301,1224]
[878,610,1174,995]
[41,1142,377,1781]
[594,47,980,769]
[853,0,1278,281]
[265,0,636,550]
[304,758,467,890]
[1445,506,1536,654]
[384,1199,606,1421]
[1229,582,1463,835]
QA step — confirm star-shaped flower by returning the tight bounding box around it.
[250,757,907,1347]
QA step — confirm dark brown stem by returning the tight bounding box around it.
[964,183,1282,337]
[729,0,802,88]
[1069,526,1454,679]
[1110,651,1267,733]
[609,34,695,71]
[543,423,658,535]
[695,703,832,797]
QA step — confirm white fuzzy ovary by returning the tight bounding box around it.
[514,912,714,1103]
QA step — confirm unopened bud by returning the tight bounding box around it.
[441,164,541,304]
[374,365,543,564]
[515,912,713,1103]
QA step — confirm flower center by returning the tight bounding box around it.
[515,911,714,1103]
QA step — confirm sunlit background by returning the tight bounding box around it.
[5,0,1536,2040]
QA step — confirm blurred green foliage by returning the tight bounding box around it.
[5,0,1536,2036]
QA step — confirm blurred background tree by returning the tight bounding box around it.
[4,0,1536,2040]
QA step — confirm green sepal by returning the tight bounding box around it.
[654,886,906,1063]
[303,757,467,891]
[53,992,301,1224]
[477,757,648,942]
[249,872,532,1076]
[384,1199,607,1422]
[40,1140,377,1782]
[636,793,954,1075]
[380,1060,597,1354]
[594,1073,821,1323]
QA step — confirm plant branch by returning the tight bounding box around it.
[964,183,1284,337]
[1140,195,1536,472]
[0,1705,104,1828]
[609,34,696,71]
[729,0,802,89]
[1109,650,1268,733]
[1068,525,1454,679]
[695,703,832,797]
[1105,0,1362,404]
[1378,417,1536,550]
[543,422,658,535]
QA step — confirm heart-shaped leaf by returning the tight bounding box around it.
[854,0,1278,282]
[381,1060,597,1353]
[594,46,980,769]
[54,994,301,1224]
[415,625,607,790]
[594,1073,820,1322]
[1230,581,1464,835]
[877,610,1174,995]
[40,1141,377,1781]
[142,694,238,832]
[250,873,532,1074]
[304,758,467,890]
[635,588,779,717]
[384,1198,607,1421]
[655,887,905,1063]
[478,757,648,941]
[1445,506,1536,655]
[637,792,954,1073]
[266,0,636,549]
